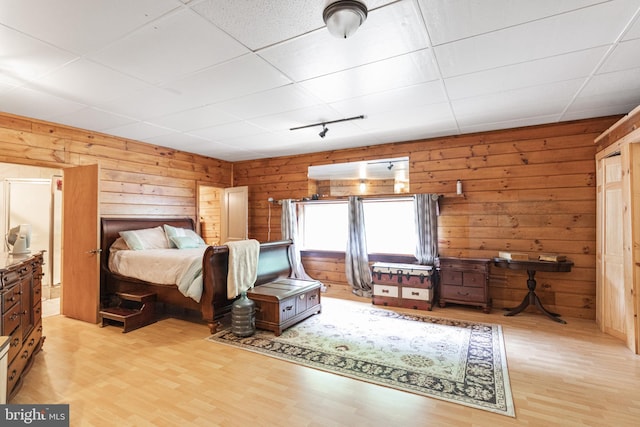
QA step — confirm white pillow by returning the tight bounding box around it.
[119,226,170,250]
[163,224,206,249]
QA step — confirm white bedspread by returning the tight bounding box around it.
[109,247,206,302]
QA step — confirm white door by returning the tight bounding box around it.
[221,186,248,243]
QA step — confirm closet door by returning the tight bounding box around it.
[597,154,627,341]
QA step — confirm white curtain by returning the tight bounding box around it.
[281,200,325,288]
[414,193,439,265]
[345,196,372,297]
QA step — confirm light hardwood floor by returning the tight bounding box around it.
[13,285,640,426]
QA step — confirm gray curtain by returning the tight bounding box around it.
[281,200,325,288]
[414,193,439,265]
[345,196,372,297]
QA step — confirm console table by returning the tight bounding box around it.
[493,258,573,324]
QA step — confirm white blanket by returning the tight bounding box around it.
[109,247,206,302]
[226,239,260,299]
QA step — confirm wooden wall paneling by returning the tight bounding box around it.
[234,117,621,320]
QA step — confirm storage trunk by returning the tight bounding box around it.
[371,262,436,311]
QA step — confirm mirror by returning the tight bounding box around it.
[308,157,409,197]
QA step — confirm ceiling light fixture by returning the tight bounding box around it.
[323,0,368,39]
[289,114,365,139]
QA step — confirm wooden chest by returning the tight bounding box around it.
[371,262,436,311]
[247,278,322,336]
[438,257,492,313]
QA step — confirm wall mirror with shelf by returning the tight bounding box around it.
[308,157,409,197]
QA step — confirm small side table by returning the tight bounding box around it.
[493,258,573,324]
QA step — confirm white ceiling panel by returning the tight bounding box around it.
[164,54,291,107]
[0,86,86,120]
[0,0,181,55]
[452,79,586,127]
[259,0,430,82]
[103,121,176,141]
[598,38,640,73]
[420,0,609,46]
[0,25,76,86]
[435,0,640,78]
[330,81,447,117]
[25,59,152,105]
[299,49,440,103]
[215,85,322,120]
[49,107,135,131]
[444,47,609,100]
[88,8,249,85]
[1,1,640,161]
[146,104,239,132]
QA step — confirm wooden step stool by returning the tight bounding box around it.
[99,291,157,333]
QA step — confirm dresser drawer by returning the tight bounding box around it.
[1,287,19,313]
[441,285,486,302]
[373,284,399,298]
[441,270,462,285]
[2,303,22,336]
[401,287,432,301]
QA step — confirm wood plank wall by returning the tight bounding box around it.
[234,116,620,320]
[0,113,232,221]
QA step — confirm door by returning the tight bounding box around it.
[221,186,248,243]
[197,184,222,245]
[61,164,100,323]
[597,154,627,341]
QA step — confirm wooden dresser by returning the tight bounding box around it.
[0,251,45,401]
[438,257,491,313]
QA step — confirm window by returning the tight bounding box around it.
[299,198,416,255]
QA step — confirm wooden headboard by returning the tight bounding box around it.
[100,217,195,276]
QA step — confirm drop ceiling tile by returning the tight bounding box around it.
[142,132,211,149]
[259,0,430,82]
[88,9,249,85]
[49,107,136,131]
[192,0,323,50]
[622,11,640,40]
[419,0,607,45]
[459,114,562,135]
[188,120,267,141]
[103,121,176,141]
[330,81,447,117]
[215,84,321,120]
[579,67,640,97]
[355,101,457,133]
[452,79,585,127]
[27,59,153,105]
[97,86,205,120]
[0,87,86,121]
[435,0,640,78]
[164,54,291,107]
[0,0,180,55]
[598,38,640,74]
[0,25,76,86]
[299,49,440,103]
[562,102,639,121]
[147,104,239,132]
[445,47,608,100]
[248,104,341,132]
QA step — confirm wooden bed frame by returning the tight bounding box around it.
[100,217,293,333]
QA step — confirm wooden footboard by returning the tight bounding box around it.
[100,217,294,333]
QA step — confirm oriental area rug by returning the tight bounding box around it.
[207,297,515,417]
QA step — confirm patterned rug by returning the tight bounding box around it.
[207,297,515,417]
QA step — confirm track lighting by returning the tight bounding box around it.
[289,114,365,139]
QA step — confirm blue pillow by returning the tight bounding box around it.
[163,224,206,249]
